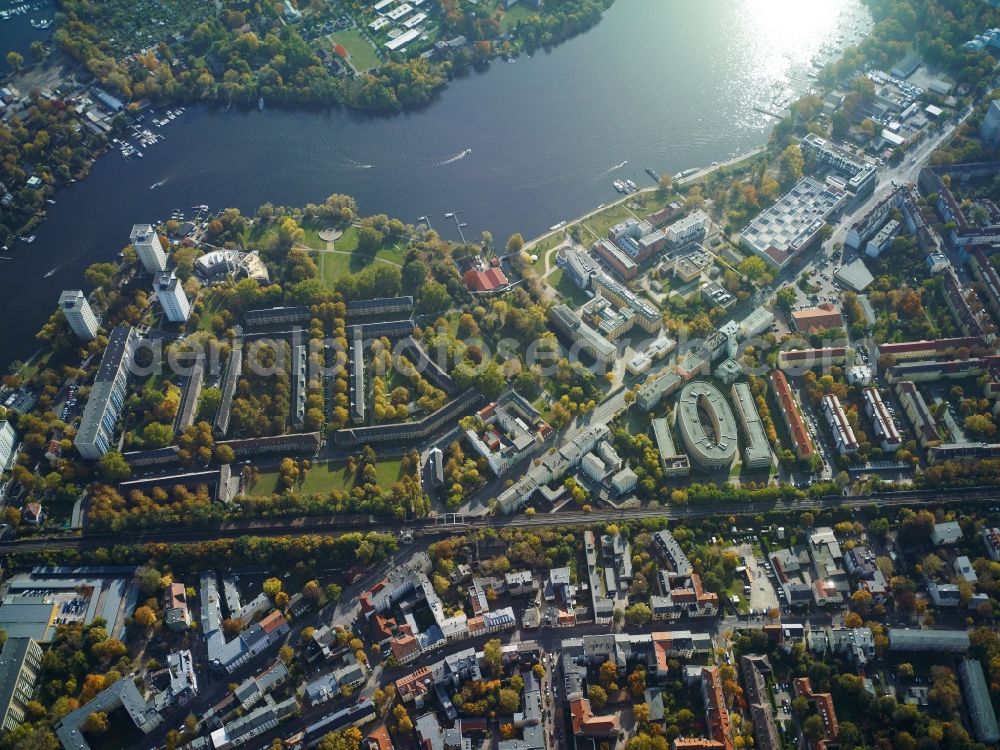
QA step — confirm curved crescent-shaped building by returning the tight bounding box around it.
[676,380,739,470]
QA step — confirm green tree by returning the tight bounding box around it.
[483,638,503,677]
[802,714,824,741]
[142,422,174,448]
[506,233,524,255]
[96,451,131,481]
[779,143,804,186]
[29,41,46,63]
[134,566,163,597]
[775,286,797,313]
[476,360,506,398]
[498,688,520,714]
[737,255,769,282]
[416,280,451,316]
[84,262,118,289]
[623,602,652,627]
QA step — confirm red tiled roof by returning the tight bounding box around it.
[702,667,735,750]
[791,307,843,332]
[877,337,985,356]
[169,582,186,610]
[794,677,839,748]
[390,634,419,661]
[395,667,433,701]
[464,266,509,292]
[672,740,725,750]
[365,726,394,750]
[764,245,791,265]
[569,697,620,737]
[770,371,814,459]
[258,610,286,633]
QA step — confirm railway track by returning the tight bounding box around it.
[0,486,995,554]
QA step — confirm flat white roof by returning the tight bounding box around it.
[385,27,420,49]
[881,129,906,146]
[403,12,426,28]
[386,2,412,20]
[369,16,390,30]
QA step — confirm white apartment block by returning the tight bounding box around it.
[130,223,167,273]
[154,271,191,323]
[59,290,99,341]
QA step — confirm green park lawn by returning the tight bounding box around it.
[582,202,639,240]
[500,3,538,31]
[330,29,382,72]
[313,226,407,289]
[529,239,560,274]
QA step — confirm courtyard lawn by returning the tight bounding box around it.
[550,268,592,308]
[249,457,406,497]
[195,292,225,332]
[330,29,382,72]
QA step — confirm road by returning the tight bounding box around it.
[829,106,972,267]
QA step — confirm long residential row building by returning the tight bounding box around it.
[942,266,995,343]
[885,356,995,384]
[335,389,483,447]
[876,336,988,363]
[777,346,848,372]
[770,370,814,461]
[731,382,772,469]
[74,325,139,460]
[650,417,690,477]
[920,162,1000,248]
[822,394,858,456]
[862,386,902,452]
[969,247,1000,324]
[895,381,940,448]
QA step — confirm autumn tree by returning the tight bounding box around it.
[133,605,157,629]
[263,577,282,600]
[82,711,109,734]
[588,684,608,708]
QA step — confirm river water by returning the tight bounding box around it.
[0,0,870,366]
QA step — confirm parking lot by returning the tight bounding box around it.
[59,383,80,422]
[732,541,781,618]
